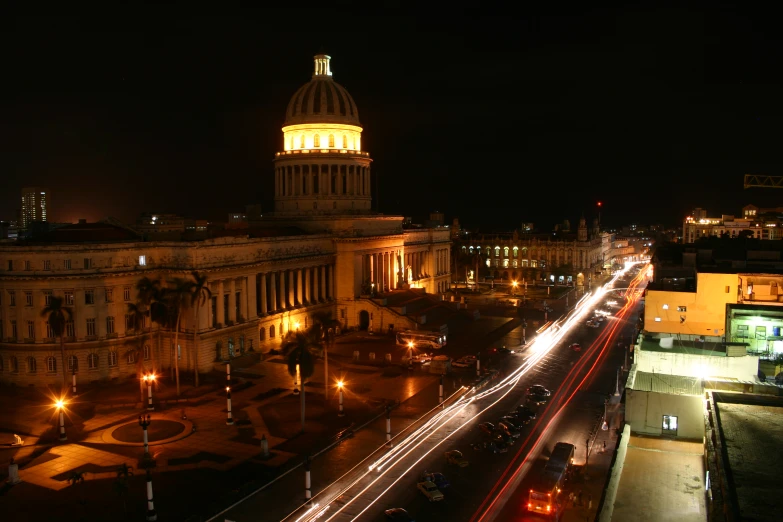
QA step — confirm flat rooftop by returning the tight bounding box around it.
[713,392,783,521]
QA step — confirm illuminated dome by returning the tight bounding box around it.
[284,55,360,126]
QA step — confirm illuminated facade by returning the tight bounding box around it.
[21,187,48,231]
[682,205,783,243]
[0,54,451,387]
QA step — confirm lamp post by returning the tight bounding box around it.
[145,468,157,521]
[55,399,67,441]
[512,280,517,296]
[139,414,151,456]
[71,367,77,396]
[337,380,345,417]
[226,386,234,425]
[522,319,527,345]
[476,351,481,377]
[407,341,414,370]
[143,373,156,411]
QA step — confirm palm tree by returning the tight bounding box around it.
[310,310,339,400]
[282,330,320,432]
[126,302,148,402]
[135,277,164,372]
[41,296,72,390]
[189,271,211,388]
[167,277,194,397]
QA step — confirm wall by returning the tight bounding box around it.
[626,389,705,439]
[635,348,759,381]
[644,273,738,335]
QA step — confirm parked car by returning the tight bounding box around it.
[498,416,522,432]
[497,420,522,438]
[478,422,496,436]
[512,405,537,424]
[445,450,469,467]
[471,440,508,453]
[385,508,415,522]
[527,385,551,397]
[420,471,450,489]
[453,355,477,368]
[416,480,444,502]
[527,393,549,406]
[570,343,582,352]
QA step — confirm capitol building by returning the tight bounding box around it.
[0,54,452,387]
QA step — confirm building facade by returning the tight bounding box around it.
[21,187,48,231]
[682,205,783,243]
[0,54,451,387]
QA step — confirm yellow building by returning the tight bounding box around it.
[0,54,452,387]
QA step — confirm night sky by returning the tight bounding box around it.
[2,5,782,232]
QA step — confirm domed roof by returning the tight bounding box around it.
[284,54,360,126]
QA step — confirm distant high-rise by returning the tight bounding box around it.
[20,187,48,230]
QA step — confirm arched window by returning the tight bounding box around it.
[46,356,57,373]
[461,246,467,253]
[88,353,98,369]
[239,335,245,354]
[270,325,276,338]
[127,351,135,364]
[513,260,518,268]
[342,134,347,148]
[228,337,235,357]
[328,134,335,147]
[27,356,37,373]
[259,327,267,341]
[144,344,151,360]
[504,247,509,257]
[299,135,305,149]
[11,356,18,373]
[495,247,500,257]
[469,246,474,254]
[108,350,118,367]
[485,247,491,257]
[513,247,518,258]
[68,355,78,371]
[314,134,320,147]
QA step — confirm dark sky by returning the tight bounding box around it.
[2,5,782,232]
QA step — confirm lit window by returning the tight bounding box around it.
[662,304,669,310]
[139,255,146,266]
[677,306,687,312]
[46,356,57,373]
[654,317,662,322]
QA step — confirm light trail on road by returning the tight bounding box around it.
[288,264,644,522]
[470,264,649,522]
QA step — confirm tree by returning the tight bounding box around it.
[135,277,166,373]
[126,302,149,402]
[310,310,340,400]
[189,271,211,388]
[41,295,72,390]
[167,277,194,397]
[282,330,320,432]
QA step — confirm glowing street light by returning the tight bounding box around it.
[407,341,414,370]
[337,380,345,417]
[55,399,67,441]
[142,373,156,411]
[294,321,301,331]
[139,414,152,456]
[226,386,234,425]
[512,280,518,296]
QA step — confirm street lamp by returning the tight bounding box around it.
[407,341,414,370]
[294,321,301,331]
[139,414,152,456]
[71,367,77,396]
[226,386,234,425]
[512,280,517,296]
[337,380,345,417]
[142,373,156,411]
[55,399,67,441]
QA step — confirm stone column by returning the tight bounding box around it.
[278,271,286,310]
[304,267,311,304]
[198,292,209,330]
[217,280,225,326]
[288,270,295,308]
[260,273,268,315]
[269,272,277,313]
[228,280,237,323]
[296,268,303,306]
[243,276,253,319]
[320,265,327,302]
[329,264,335,300]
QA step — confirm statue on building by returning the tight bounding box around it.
[397,253,404,284]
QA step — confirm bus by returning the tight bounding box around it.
[527,442,575,517]
[395,330,447,350]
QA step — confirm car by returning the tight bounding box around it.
[478,422,496,436]
[445,450,469,467]
[570,343,582,352]
[472,440,508,453]
[409,353,432,364]
[527,393,549,406]
[498,416,522,431]
[587,320,600,328]
[497,346,512,354]
[385,508,415,522]
[420,471,450,489]
[416,480,444,501]
[527,385,551,397]
[452,355,477,368]
[497,420,522,438]
[493,429,514,444]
